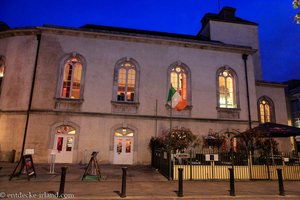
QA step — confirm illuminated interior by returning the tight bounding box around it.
[61,57,82,98]
[117,62,136,102]
[0,56,5,88]
[114,128,134,137]
[171,66,187,100]
[260,99,271,123]
[219,69,235,108]
[56,125,76,135]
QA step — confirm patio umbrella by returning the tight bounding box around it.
[252,123,300,138]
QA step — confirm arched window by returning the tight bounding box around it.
[217,67,238,108]
[0,55,6,90]
[113,58,139,102]
[57,52,86,99]
[258,96,275,123]
[168,61,191,106]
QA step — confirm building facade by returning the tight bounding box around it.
[0,7,289,164]
[285,80,300,152]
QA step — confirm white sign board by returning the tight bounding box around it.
[205,154,219,161]
[24,149,34,155]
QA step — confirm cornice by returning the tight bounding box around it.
[0,26,256,55]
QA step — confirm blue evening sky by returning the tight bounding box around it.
[1,0,299,82]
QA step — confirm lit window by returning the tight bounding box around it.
[258,96,275,123]
[114,128,134,137]
[61,57,82,99]
[0,56,6,90]
[56,125,76,135]
[114,58,139,103]
[171,66,187,100]
[217,68,237,108]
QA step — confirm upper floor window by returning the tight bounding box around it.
[258,96,275,123]
[113,58,140,103]
[0,55,5,89]
[217,67,238,108]
[171,66,187,100]
[168,61,191,107]
[57,52,86,100]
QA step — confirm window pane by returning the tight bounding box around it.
[125,139,131,153]
[127,69,135,101]
[66,137,73,151]
[181,73,187,100]
[71,63,82,98]
[219,76,226,107]
[0,64,4,78]
[226,77,234,107]
[265,104,270,122]
[260,103,265,123]
[62,64,73,98]
[57,137,64,151]
[117,68,126,101]
[171,72,178,89]
[116,139,122,154]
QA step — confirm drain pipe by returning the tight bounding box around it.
[21,33,41,156]
[242,54,252,130]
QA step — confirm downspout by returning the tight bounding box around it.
[242,54,252,130]
[21,33,41,156]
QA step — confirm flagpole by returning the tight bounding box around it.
[170,98,173,132]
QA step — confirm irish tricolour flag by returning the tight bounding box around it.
[167,85,188,111]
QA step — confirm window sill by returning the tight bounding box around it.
[165,104,192,117]
[217,107,240,119]
[55,98,84,103]
[55,98,83,111]
[165,104,193,111]
[111,101,139,114]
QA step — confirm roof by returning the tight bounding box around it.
[199,7,258,34]
[81,24,211,41]
[256,80,287,88]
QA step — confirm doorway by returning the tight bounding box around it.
[54,125,76,163]
[113,128,134,165]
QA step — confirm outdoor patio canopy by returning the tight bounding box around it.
[251,123,300,138]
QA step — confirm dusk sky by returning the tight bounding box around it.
[1,0,299,82]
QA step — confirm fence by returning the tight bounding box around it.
[152,148,300,181]
[152,149,172,180]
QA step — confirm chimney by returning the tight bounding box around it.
[219,7,236,19]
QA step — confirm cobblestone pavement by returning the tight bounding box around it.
[1,162,300,199]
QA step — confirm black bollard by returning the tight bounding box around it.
[121,167,127,198]
[277,169,285,196]
[11,149,16,163]
[178,168,183,197]
[58,167,68,198]
[229,168,235,196]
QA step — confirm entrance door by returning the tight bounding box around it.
[54,125,76,163]
[113,128,134,165]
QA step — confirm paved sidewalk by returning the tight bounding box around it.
[1,162,300,199]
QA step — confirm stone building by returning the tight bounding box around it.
[0,7,289,164]
[284,80,300,152]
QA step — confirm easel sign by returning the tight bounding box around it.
[82,151,101,181]
[9,154,37,181]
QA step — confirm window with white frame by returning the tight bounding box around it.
[171,66,187,100]
[217,67,238,108]
[113,58,139,103]
[167,61,191,107]
[58,53,85,99]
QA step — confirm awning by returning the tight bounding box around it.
[251,123,300,138]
